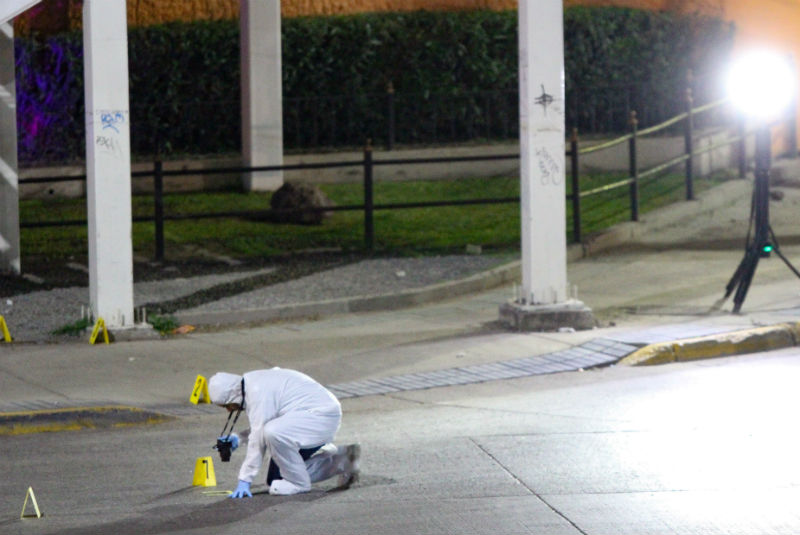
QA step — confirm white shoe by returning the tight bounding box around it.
[336,443,361,489]
[269,479,309,495]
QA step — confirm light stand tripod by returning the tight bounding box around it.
[722,126,800,313]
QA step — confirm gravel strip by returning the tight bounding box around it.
[180,255,503,313]
[1,268,275,342]
[1,255,508,342]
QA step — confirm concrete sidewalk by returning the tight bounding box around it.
[2,168,800,420]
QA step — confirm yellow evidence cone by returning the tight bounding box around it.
[193,456,217,487]
[190,375,211,404]
[0,316,11,342]
[21,487,43,519]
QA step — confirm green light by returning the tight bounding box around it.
[763,244,773,253]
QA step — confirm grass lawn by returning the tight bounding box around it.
[19,169,733,263]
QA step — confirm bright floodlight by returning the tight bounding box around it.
[727,49,796,121]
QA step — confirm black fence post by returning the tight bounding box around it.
[629,110,639,222]
[684,87,694,201]
[363,140,374,251]
[386,82,396,151]
[570,128,581,244]
[153,158,165,261]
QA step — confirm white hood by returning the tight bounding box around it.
[208,372,243,405]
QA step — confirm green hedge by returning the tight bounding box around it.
[564,7,734,130]
[15,7,734,164]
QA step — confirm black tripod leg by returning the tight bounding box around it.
[772,247,800,280]
[732,251,759,313]
[768,226,800,281]
[724,247,756,299]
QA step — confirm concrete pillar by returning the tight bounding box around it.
[240,0,283,191]
[499,0,593,331]
[518,0,567,305]
[0,20,19,274]
[1,1,42,23]
[83,0,134,329]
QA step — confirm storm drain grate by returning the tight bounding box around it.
[326,337,637,399]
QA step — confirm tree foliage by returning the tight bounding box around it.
[14,7,734,164]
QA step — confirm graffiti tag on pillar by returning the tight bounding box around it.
[535,147,561,185]
[100,111,126,133]
[534,85,554,115]
[96,135,123,159]
[96,110,127,159]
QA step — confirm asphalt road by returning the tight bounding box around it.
[2,346,800,535]
[4,168,800,534]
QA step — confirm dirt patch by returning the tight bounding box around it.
[0,406,175,435]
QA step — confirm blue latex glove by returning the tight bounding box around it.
[230,480,252,499]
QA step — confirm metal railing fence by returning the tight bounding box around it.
[20,90,782,260]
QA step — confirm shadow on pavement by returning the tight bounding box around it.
[42,490,327,535]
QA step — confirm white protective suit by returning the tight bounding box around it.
[208,368,350,494]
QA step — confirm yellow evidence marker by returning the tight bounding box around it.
[89,317,110,345]
[201,490,233,496]
[0,315,11,342]
[21,487,43,519]
[193,456,217,487]
[190,375,211,404]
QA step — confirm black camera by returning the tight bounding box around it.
[215,438,233,462]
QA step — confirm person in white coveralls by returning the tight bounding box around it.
[208,368,360,498]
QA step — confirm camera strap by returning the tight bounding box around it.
[218,378,246,439]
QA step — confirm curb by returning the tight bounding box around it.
[175,260,522,327]
[618,322,800,366]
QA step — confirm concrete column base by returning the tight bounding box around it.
[110,323,161,341]
[499,299,596,332]
[84,322,160,343]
